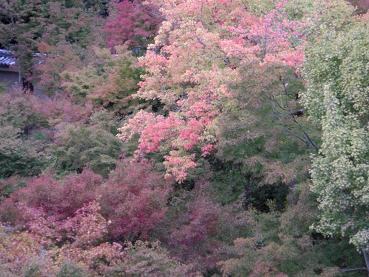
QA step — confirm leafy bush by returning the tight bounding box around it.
[0,92,49,135]
[0,92,53,178]
[99,160,169,240]
[88,110,121,135]
[104,0,161,49]
[53,125,122,177]
[0,126,47,178]
[0,176,26,199]
[302,1,369,250]
[218,184,363,277]
[62,47,144,115]
[0,170,102,227]
[107,241,196,277]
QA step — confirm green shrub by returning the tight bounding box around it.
[53,125,122,177]
[57,263,86,277]
[0,126,46,178]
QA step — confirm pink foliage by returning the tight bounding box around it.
[29,94,93,125]
[117,110,157,141]
[99,160,170,240]
[163,152,197,182]
[105,0,161,48]
[118,17,237,182]
[168,196,225,270]
[139,113,182,153]
[201,144,215,157]
[0,170,102,233]
[115,0,308,183]
[0,161,170,242]
[171,198,220,248]
[60,200,108,247]
[178,119,203,150]
[220,0,306,67]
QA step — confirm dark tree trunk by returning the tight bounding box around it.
[21,76,33,92]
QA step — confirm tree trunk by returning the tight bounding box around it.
[362,249,369,276]
[22,76,34,93]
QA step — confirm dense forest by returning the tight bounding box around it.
[0,0,368,276]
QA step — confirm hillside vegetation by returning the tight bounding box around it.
[0,0,368,276]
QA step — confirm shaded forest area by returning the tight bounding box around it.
[0,0,369,276]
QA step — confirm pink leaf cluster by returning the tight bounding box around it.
[170,198,220,248]
[0,160,169,242]
[104,0,162,48]
[99,160,169,240]
[29,94,93,125]
[220,0,307,67]
[163,151,197,182]
[60,200,108,247]
[138,113,182,153]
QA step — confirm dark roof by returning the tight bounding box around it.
[0,49,16,66]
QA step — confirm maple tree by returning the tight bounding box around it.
[61,46,144,115]
[104,0,162,50]
[117,0,241,182]
[117,0,315,186]
[99,160,170,240]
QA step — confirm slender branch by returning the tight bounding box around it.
[340,267,367,273]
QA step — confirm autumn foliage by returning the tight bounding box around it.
[99,160,170,240]
[104,0,162,49]
[0,0,367,276]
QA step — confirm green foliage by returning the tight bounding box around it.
[0,93,50,178]
[302,3,369,250]
[62,63,103,101]
[62,46,144,114]
[53,124,122,177]
[0,126,46,178]
[23,264,42,277]
[219,184,363,276]
[214,63,315,213]
[302,2,356,123]
[0,83,5,94]
[106,241,194,277]
[242,0,276,15]
[0,0,104,88]
[57,263,86,277]
[211,165,247,205]
[0,177,26,199]
[88,110,121,135]
[243,0,316,18]
[0,94,49,135]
